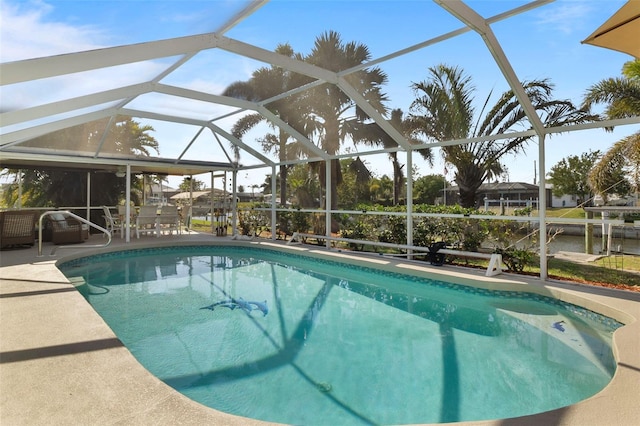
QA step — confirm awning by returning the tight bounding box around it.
[170,191,211,200]
[582,1,640,58]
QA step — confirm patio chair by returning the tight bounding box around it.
[136,206,159,238]
[157,205,180,236]
[102,206,123,238]
[49,212,86,245]
[0,210,36,249]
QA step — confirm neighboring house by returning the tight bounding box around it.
[546,184,578,208]
[445,182,545,208]
[169,188,237,215]
[444,182,585,208]
[146,183,178,206]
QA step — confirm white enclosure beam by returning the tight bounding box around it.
[256,106,328,159]
[0,33,223,86]
[119,107,274,165]
[215,35,339,84]
[0,108,118,146]
[153,83,260,110]
[153,83,327,160]
[435,0,546,135]
[340,0,553,77]
[216,1,269,34]
[206,122,275,166]
[0,83,153,127]
[337,76,412,150]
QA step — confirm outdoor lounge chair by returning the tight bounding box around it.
[136,206,159,238]
[0,210,36,249]
[157,205,180,236]
[49,212,86,245]
[102,206,123,238]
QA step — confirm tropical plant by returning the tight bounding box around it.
[337,157,372,208]
[1,117,158,214]
[413,174,446,204]
[588,135,640,202]
[223,43,311,206]
[547,151,601,205]
[582,59,640,121]
[303,31,389,218]
[178,177,205,192]
[369,175,394,204]
[410,64,596,208]
[581,59,640,202]
[355,108,433,205]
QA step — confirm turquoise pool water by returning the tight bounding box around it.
[59,246,621,425]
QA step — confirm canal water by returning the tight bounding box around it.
[548,234,640,256]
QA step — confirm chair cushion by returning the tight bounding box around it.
[50,213,68,229]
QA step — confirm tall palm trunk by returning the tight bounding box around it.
[323,116,341,212]
[455,166,484,208]
[278,128,289,206]
[391,152,404,205]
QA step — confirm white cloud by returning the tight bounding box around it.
[0,0,107,62]
[533,2,593,35]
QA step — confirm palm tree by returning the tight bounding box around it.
[582,59,640,200]
[303,31,389,215]
[582,59,640,120]
[588,135,639,202]
[2,117,158,210]
[223,44,312,206]
[355,108,433,205]
[410,64,596,208]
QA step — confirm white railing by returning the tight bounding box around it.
[38,211,111,256]
[286,232,504,276]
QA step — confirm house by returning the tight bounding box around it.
[546,184,578,208]
[146,183,179,206]
[445,182,541,207]
[444,182,584,209]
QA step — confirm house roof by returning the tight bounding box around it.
[477,182,540,191]
[447,181,540,192]
[170,190,225,200]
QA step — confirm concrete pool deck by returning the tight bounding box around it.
[1,233,639,425]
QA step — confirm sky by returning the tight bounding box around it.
[1,0,638,191]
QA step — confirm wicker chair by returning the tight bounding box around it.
[49,212,86,245]
[0,210,36,249]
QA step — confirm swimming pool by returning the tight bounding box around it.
[59,245,622,425]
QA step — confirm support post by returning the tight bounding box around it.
[325,160,331,249]
[585,210,593,254]
[272,165,277,241]
[125,164,131,242]
[537,134,548,280]
[210,172,215,235]
[406,150,413,251]
[86,172,91,221]
[231,171,238,236]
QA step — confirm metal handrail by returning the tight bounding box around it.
[38,210,111,256]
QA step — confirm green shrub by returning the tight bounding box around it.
[342,219,373,251]
[378,216,406,246]
[495,247,535,272]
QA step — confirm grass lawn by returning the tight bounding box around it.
[543,207,590,219]
[482,207,588,219]
[449,254,640,291]
[547,256,640,289]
